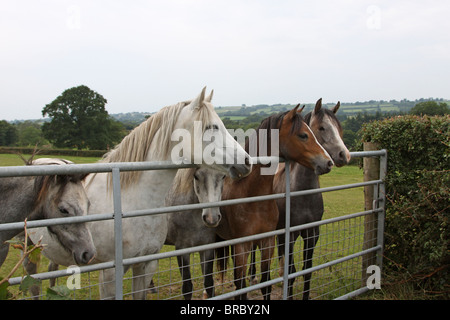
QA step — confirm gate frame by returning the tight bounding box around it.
[0,150,387,300]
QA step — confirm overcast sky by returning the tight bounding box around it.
[1,0,449,121]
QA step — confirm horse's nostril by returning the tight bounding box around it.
[81,251,94,264]
[245,156,250,166]
[327,160,333,168]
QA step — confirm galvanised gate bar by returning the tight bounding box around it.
[0,150,387,300]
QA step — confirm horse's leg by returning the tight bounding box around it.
[200,249,215,299]
[301,227,320,300]
[232,242,251,300]
[276,234,285,276]
[99,268,120,300]
[277,232,298,299]
[176,253,193,300]
[131,261,158,300]
[48,262,59,287]
[248,245,258,285]
[259,237,275,300]
[0,243,9,267]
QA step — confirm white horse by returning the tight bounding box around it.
[29,87,252,299]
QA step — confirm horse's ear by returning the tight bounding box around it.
[190,86,207,109]
[314,98,322,114]
[205,89,214,103]
[286,104,299,120]
[286,104,301,121]
[297,104,305,114]
[332,101,340,114]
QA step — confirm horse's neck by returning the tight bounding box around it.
[247,164,275,195]
[0,177,40,223]
[291,162,320,191]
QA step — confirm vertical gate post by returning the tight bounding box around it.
[362,143,380,285]
[376,150,387,269]
[282,160,291,300]
[112,167,124,300]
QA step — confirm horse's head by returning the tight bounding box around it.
[307,99,351,167]
[32,158,96,265]
[278,105,333,175]
[172,87,252,179]
[192,167,225,228]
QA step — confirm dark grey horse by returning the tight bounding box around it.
[0,158,96,269]
[272,99,351,299]
[164,166,225,299]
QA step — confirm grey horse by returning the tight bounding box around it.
[164,166,225,299]
[272,99,351,299]
[0,158,96,269]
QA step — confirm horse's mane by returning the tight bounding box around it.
[171,168,196,196]
[101,99,215,190]
[244,110,305,154]
[27,158,85,205]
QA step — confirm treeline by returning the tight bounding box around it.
[1,94,448,152]
[220,100,449,150]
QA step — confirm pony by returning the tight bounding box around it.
[0,158,95,269]
[164,166,225,299]
[216,105,333,300]
[28,87,252,299]
[273,98,351,299]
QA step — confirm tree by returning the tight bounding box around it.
[0,120,18,146]
[42,85,125,150]
[16,121,48,147]
[410,101,449,116]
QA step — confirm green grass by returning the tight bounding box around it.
[1,154,367,300]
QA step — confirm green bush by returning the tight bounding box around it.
[359,115,449,297]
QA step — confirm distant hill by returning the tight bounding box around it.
[214,98,450,119]
[7,98,448,125]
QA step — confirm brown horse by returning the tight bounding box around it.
[273,98,351,299]
[216,105,333,300]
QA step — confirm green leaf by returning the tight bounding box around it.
[19,275,41,293]
[0,278,11,300]
[27,246,42,265]
[46,285,72,300]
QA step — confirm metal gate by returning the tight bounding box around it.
[0,150,387,300]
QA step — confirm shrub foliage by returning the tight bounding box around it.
[359,115,449,297]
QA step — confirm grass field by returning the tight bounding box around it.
[0,153,367,300]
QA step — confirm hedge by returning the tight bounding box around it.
[0,147,107,158]
[359,115,449,297]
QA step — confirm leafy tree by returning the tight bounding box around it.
[15,121,48,147]
[0,120,18,146]
[410,101,449,116]
[42,85,125,150]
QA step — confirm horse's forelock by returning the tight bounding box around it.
[172,168,196,196]
[307,108,343,134]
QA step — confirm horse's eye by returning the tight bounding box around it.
[298,133,308,140]
[319,126,325,131]
[194,174,199,181]
[59,208,70,215]
[221,175,226,180]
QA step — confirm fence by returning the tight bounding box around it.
[0,150,387,300]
